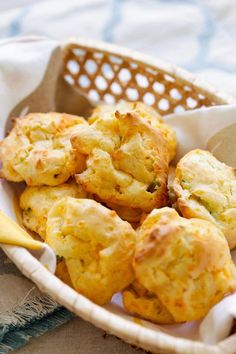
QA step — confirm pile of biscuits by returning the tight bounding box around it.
[1,101,236,324]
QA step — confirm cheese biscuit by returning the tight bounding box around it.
[0,113,87,185]
[174,149,236,249]
[72,110,169,212]
[20,180,88,240]
[46,197,136,305]
[134,207,236,322]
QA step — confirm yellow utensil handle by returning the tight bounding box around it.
[0,210,43,250]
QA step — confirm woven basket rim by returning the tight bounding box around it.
[1,244,223,354]
[62,37,236,107]
[2,37,236,354]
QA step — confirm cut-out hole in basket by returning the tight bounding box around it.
[64,74,75,85]
[174,105,186,113]
[78,75,91,88]
[170,88,182,100]
[109,55,123,65]
[130,62,138,69]
[164,74,175,83]
[104,93,116,104]
[95,76,108,90]
[158,98,170,111]
[102,63,115,80]
[93,52,104,60]
[126,88,139,101]
[143,92,155,105]
[146,67,157,76]
[67,60,80,75]
[88,89,100,102]
[111,82,122,95]
[187,97,198,108]
[184,85,192,92]
[198,93,206,100]
[85,59,97,75]
[72,48,86,57]
[118,68,132,82]
[153,82,165,94]
[136,73,149,88]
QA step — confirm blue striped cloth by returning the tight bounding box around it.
[0,250,74,353]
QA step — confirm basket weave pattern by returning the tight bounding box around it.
[63,42,229,115]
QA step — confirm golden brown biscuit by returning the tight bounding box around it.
[88,102,162,124]
[0,113,87,185]
[167,165,176,206]
[72,110,169,212]
[55,258,73,288]
[89,102,176,161]
[20,180,88,240]
[123,280,174,324]
[93,194,143,223]
[105,202,143,223]
[174,149,236,249]
[134,207,236,322]
[46,197,136,305]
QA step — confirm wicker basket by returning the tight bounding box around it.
[3,38,236,354]
[62,38,235,114]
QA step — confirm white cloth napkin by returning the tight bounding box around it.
[0,36,61,272]
[164,109,236,344]
[0,37,66,354]
[0,36,60,120]
[165,104,236,166]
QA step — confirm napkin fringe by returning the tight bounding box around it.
[0,289,59,340]
[0,307,74,354]
[0,343,11,354]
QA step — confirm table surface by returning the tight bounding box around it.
[15,317,148,354]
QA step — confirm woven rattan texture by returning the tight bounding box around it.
[63,45,218,115]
